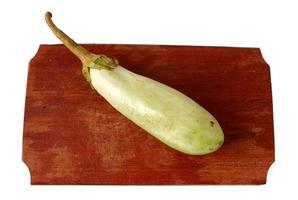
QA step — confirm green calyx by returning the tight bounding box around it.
[82,54,119,89]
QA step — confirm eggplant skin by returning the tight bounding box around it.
[90,66,224,155]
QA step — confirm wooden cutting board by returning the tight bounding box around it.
[23,44,274,185]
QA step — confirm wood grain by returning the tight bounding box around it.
[23,44,274,185]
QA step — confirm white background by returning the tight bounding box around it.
[0,0,297,199]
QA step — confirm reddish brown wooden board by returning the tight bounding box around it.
[23,44,274,185]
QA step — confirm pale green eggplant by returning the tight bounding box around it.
[45,12,224,155]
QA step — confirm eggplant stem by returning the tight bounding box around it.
[45,11,119,89]
[45,12,93,64]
